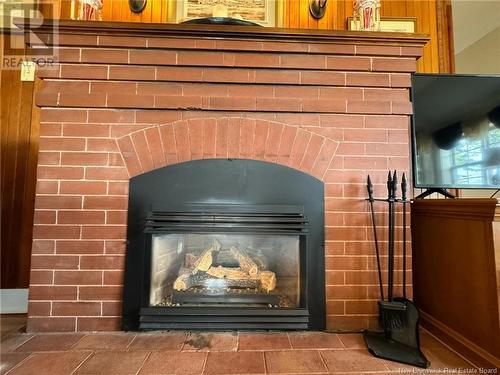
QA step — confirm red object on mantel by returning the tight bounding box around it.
[21,19,427,332]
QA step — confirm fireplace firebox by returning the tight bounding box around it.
[122,159,325,330]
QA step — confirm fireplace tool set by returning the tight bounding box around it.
[363,171,429,368]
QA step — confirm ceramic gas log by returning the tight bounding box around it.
[171,240,277,294]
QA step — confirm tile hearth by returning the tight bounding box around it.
[1,330,475,374]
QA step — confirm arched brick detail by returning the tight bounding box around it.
[117,118,339,181]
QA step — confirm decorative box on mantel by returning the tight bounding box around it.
[21,19,428,332]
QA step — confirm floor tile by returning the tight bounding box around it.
[73,333,136,351]
[0,315,27,340]
[382,346,474,372]
[204,351,265,374]
[8,351,91,375]
[139,351,207,374]
[129,332,187,351]
[14,333,84,352]
[0,352,29,374]
[183,332,237,351]
[288,332,343,349]
[320,349,389,372]
[337,333,366,349]
[238,333,291,350]
[0,334,33,353]
[377,339,432,372]
[265,350,327,373]
[372,357,426,373]
[420,330,448,350]
[0,326,482,375]
[425,347,475,370]
[75,351,149,374]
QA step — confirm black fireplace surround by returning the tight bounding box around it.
[122,159,325,331]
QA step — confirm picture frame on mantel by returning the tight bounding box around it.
[176,0,277,27]
[347,16,417,33]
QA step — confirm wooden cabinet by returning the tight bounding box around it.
[411,199,500,368]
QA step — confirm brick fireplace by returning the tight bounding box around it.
[26,20,427,332]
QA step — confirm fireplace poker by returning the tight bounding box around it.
[401,172,407,298]
[366,175,384,301]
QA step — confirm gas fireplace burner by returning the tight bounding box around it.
[122,159,325,331]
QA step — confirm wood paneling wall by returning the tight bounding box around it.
[0,35,39,289]
[283,0,452,73]
[103,0,173,23]
[57,0,174,23]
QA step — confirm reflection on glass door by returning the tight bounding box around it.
[150,233,301,308]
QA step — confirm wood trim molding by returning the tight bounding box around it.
[411,198,499,220]
[14,18,430,46]
[435,0,455,73]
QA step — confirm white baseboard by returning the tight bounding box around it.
[0,289,28,314]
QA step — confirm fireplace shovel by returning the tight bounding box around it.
[363,171,429,369]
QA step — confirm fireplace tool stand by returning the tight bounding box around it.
[363,171,429,368]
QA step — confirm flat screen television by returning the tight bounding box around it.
[411,73,500,190]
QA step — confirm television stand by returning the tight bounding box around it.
[415,188,455,199]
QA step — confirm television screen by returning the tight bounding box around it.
[411,74,500,189]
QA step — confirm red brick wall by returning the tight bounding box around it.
[28,25,425,332]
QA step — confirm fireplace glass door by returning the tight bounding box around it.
[149,233,301,308]
[123,159,325,330]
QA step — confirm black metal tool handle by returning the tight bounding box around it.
[392,170,398,200]
[386,171,393,302]
[401,173,407,201]
[401,173,407,299]
[367,175,384,301]
[367,175,374,200]
[390,171,398,302]
[386,171,392,201]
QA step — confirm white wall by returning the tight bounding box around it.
[455,26,500,75]
[452,0,500,55]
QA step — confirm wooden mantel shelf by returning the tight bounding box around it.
[15,18,429,46]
